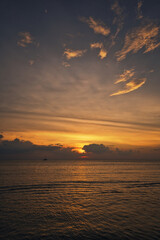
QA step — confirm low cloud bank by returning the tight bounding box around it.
[0,138,79,160]
[82,144,160,161]
[83,143,133,160]
[0,139,159,161]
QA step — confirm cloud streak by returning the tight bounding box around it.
[137,1,143,19]
[115,68,135,84]
[111,0,124,39]
[64,48,87,59]
[2,108,159,132]
[90,42,107,59]
[116,22,160,61]
[80,17,110,36]
[110,78,146,96]
[17,32,33,47]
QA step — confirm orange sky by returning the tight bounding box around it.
[0,0,160,156]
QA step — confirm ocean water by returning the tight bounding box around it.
[0,160,160,240]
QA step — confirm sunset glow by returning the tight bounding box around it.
[0,0,160,160]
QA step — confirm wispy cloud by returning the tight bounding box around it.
[90,42,103,49]
[116,22,160,61]
[64,48,87,60]
[62,61,71,68]
[29,60,35,66]
[115,68,135,84]
[80,16,110,36]
[90,42,107,59]
[17,32,33,47]
[111,1,124,40]
[137,0,143,19]
[110,78,146,96]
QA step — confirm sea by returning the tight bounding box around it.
[0,160,160,240]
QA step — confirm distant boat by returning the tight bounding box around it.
[43,158,48,161]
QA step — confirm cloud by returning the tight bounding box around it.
[116,22,160,61]
[115,68,135,84]
[80,16,110,36]
[137,1,143,19]
[0,138,79,160]
[111,1,124,39]
[29,60,35,65]
[111,1,122,17]
[0,138,34,153]
[99,48,107,59]
[62,61,71,68]
[82,144,111,154]
[0,138,159,161]
[82,143,142,160]
[0,134,3,139]
[110,78,146,96]
[90,42,107,59]
[153,147,160,152]
[64,48,87,60]
[17,32,33,47]
[90,42,103,49]
[110,68,146,96]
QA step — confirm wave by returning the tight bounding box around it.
[0,180,160,194]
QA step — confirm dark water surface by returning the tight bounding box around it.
[0,160,160,240]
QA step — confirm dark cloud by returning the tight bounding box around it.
[115,148,133,155]
[82,143,159,161]
[82,144,111,154]
[153,147,160,151]
[0,138,79,160]
[0,138,62,154]
[0,139,159,161]
[0,134,3,139]
[82,144,133,159]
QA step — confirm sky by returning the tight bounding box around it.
[0,0,160,160]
